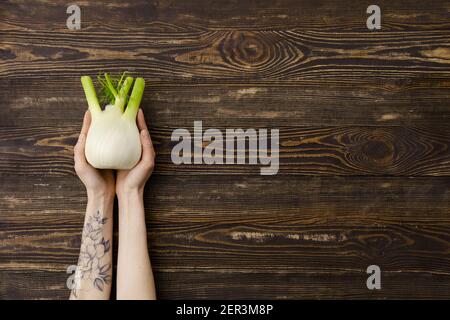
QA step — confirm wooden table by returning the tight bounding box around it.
[0,0,449,299]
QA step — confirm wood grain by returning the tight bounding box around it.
[0,0,449,299]
[1,269,448,300]
[2,220,448,273]
[2,24,450,82]
[1,175,449,299]
[1,79,450,128]
[1,0,450,82]
[0,125,449,176]
[2,176,449,225]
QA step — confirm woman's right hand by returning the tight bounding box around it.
[74,111,115,198]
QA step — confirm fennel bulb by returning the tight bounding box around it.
[80,73,145,169]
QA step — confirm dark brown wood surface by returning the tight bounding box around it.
[0,0,449,299]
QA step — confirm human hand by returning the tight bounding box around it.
[116,109,155,197]
[74,111,115,198]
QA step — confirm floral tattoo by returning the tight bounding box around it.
[71,210,111,297]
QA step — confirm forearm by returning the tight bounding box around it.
[70,191,114,300]
[117,190,156,300]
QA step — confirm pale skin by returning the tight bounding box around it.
[70,109,156,300]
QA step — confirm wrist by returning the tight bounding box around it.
[87,188,115,201]
[86,189,115,219]
[117,188,146,229]
[117,187,143,200]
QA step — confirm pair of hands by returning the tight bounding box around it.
[74,109,155,198]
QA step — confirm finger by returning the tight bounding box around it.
[140,128,155,162]
[136,108,148,131]
[80,110,92,135]
[137,108,155,158]
[137,117,155,172]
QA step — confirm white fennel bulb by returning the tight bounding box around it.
[81,73,145,170]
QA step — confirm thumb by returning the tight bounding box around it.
[140,129,155,163]
[74,133,87,165]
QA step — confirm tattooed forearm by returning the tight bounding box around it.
[71,210,111,298]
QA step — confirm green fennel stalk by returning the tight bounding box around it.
[80,72,145,118]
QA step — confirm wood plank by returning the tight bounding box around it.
[1,80,449,127]
[154,270,450,299]
[1,1,450,82]
[1,176,448,277]
[2,0,450,30]
[1,269,449,300]
[0,125,449,176]
[1,176,449,226]
[1,26,450,82]
[0,270,70,300]
[2,221,448,274]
